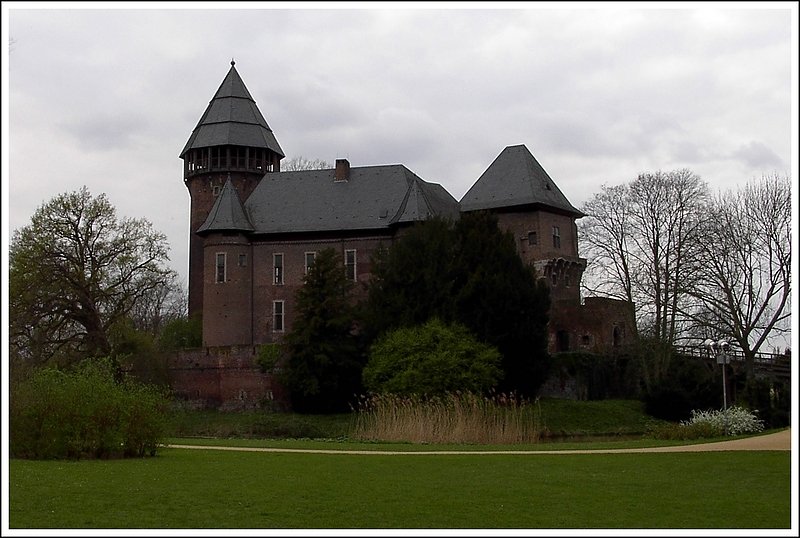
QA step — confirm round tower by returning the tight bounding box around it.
[180,61,284,319]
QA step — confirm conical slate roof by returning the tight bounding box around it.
[460,145,583,217]
[197,178,254,234]
[180,61,285,158]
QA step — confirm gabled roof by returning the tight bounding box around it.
[460,145,583,217]
[197,178,254,234]
[243,165,460,234]
[180,61,285,158]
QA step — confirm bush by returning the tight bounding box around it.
[158,316,202,350]
[363,319,502,397]
[10,358,170,459]
[648,420,724,440]
[648,405,764,440]
[681,406,764,436]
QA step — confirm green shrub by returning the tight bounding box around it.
[648,420,724,440]
[255,343,283,373]
[10,358,170,459]
[158,316,202,350]
[363,319,502,397]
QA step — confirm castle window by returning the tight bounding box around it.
[345,249,357,281]
[527,231,538,246]
[273,253,284,285]
[273,300,284,332]
[556,330,569,352]
[552,226,561,248]
[238,254,247,267]
[215,253,226,283]
[305,252,317,275]
[212,185,221,197]
[613,326,622,347]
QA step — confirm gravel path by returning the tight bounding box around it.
[167,428,792,455]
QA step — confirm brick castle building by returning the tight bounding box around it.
[170,61,636,408]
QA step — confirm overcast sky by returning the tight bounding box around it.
[3,2,798,289]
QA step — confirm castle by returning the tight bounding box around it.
[170,61,636,408]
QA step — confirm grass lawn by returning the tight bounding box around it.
[9,447,790,529]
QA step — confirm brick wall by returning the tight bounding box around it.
[167,346,286,410]
[204,233,393,347]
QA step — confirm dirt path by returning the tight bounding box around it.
[166,428,792,455]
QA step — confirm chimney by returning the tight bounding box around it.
[335,159,350,182]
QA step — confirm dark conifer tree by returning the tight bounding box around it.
[281,248,363,413]
[363,212,551,396]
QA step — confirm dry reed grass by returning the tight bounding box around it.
[350,391,544,444]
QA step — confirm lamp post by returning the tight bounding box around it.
[703,339,731,435]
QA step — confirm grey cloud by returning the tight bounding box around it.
[59,114,148,152]
[730,141,787,170]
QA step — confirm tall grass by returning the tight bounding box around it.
[350,391,544,444]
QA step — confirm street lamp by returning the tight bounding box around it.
[703,339,731,435]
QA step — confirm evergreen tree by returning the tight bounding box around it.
[452,211,551,395]
[281,248,362,413]
[363,212,551,396]
[361,217,457,340]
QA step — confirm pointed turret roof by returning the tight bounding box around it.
[197,178,254,234]
[392,174,457,224]
[460,145,583,217]
[180,61,285,158]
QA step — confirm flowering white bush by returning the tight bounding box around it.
[681,406,765,436]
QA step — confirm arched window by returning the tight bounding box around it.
[613,326,622,347]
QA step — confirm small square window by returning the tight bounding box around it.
[527,232,538,246]
[238,254,247,267]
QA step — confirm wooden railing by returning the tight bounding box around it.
[674,345,791,382]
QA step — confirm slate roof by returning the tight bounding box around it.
[460,145,583,217]
[222,165,461,235]
[197,178,254,234]
[180,61,285,158]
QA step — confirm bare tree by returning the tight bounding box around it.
[579,169,709,391]
[685,174,792,378]
[127,273,188,337]
[281,156,332,171]
[579,183,635,304]
[580,169,708,343]
[629,169,709,343]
